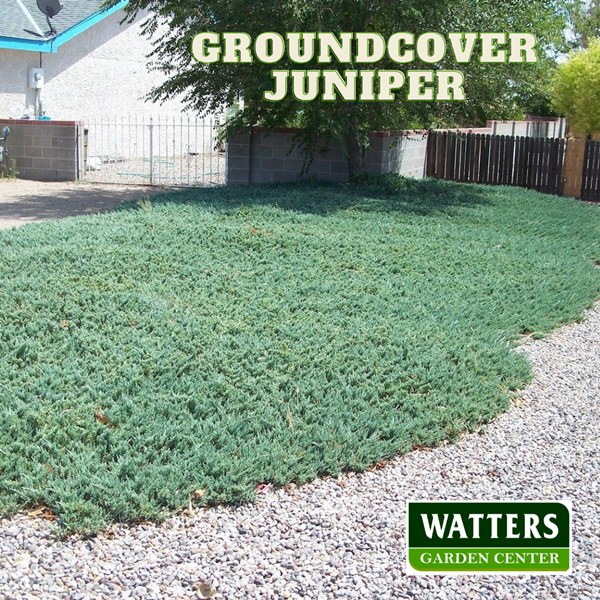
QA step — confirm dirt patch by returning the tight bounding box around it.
[0,180,169,230]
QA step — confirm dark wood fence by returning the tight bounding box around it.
[426,131,566,195]
[582,139,600,201]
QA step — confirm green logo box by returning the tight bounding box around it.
[406,500,571,575]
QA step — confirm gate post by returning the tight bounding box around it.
[561,139,585,198]
[76,123,85,181]
[149,117,155,186]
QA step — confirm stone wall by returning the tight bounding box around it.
[0,119,83,181]
[227,129,428,185]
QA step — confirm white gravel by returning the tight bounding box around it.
[1,301,599,600]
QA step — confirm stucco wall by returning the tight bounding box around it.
[0,10,186,120]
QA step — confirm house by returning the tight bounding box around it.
[0,0,227,185]
[0,0,186,120]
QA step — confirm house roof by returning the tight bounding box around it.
[0,0,128,53]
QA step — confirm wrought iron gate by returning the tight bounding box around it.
[82,114,226,186]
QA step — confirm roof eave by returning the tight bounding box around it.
[0,0,129,53]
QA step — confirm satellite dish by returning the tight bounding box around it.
[37,0,63,18]
[36,0,63,36]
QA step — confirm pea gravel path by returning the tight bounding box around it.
[1,301,599,600]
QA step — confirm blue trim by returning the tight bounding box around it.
[0,1,128,53]
[0,36,50,51]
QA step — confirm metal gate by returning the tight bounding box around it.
[82,114,227,186]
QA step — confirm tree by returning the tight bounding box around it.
[112,0,568,178]
[568,0,600,48]
[551,39,600,136]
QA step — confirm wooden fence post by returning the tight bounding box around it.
[561,139,586,198]
[425,131,437,177]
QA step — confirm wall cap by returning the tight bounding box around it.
[0,119,82,126]
[237,127,428,138]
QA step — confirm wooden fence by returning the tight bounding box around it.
[426,131,600,201]
[582,139,600,201]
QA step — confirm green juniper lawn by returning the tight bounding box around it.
[0,176,599,533]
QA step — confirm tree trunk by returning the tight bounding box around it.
[345,125,366,180]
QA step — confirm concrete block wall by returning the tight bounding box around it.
[370,133,428,179]
[0,119,83,181]
[439,119,567,139]
[227,129,428,185]
[486,119,567,138]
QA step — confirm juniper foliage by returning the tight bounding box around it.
[0,177,598,533]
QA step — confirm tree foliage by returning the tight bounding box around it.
[568,0,600,48]
[551,39,600,136]
[112,0,568,175]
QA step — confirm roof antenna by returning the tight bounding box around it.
[36,0,64,37]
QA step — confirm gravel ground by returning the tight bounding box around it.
[0,181,168,230]
[83,154,226,187]
[0,300,599,599]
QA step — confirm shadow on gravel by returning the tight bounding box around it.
[0,182,168,228]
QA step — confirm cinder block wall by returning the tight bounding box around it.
[0,119,83,182]
[486,119,567,138]
[227,120,567,186]
[227,128,428,185]
[369,133,428,179]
